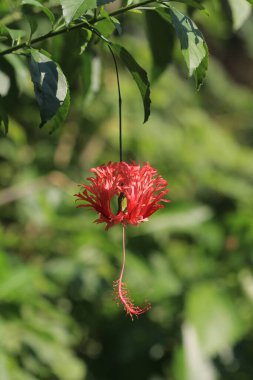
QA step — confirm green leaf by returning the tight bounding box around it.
[227,0,252,30]
[28,48,69,129]
[194,42,208,90]
[171,0,205,9]
[95,18,116,37]
[158,6,208,87]
[60,0,96,24]
[0,25,9,37]
[111,17,122,34]
[48,87,70,134]
[112,43,151,123]
[22,0,55,24]
[95,9,121,37]
[80,28,92,54]
[4,27,26,42]
[145,10,175,81]
[27,16,38,38]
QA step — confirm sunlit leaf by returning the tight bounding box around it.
[158,6,208,87]
[60,0,96,24]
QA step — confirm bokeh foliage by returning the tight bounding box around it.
[1,0,253,380]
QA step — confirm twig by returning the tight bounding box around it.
[0,0,155,56]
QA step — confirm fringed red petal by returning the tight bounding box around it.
[74,161,170,230]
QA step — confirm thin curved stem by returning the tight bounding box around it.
[108,44,122,162]
[0,0,155,56]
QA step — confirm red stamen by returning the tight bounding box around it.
[114,226,151,320]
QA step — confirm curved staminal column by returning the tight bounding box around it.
[114,226,151,320]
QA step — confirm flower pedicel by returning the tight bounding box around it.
[75,161,169,319]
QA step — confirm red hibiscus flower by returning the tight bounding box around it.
[75,161,170,319]
[74,161,169,230]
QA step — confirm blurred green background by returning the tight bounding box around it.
[1,1,253,379]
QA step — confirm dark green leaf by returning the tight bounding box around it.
[60,0,96,24]
[158,6,208,87]
[48,88,70,134]
[246,0,253,5]
[112,43,151,123]
[22,0,55,24]
[28,48,69,129]
[145,10,175,81]
[80,28,92,54]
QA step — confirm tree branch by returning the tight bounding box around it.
[0,0,155,56]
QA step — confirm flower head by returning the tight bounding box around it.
[75,161,169,230]
[75,161,170,319]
